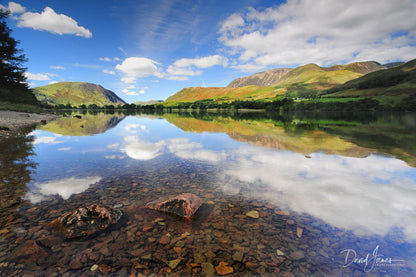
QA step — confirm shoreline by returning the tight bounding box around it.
[0,110,59,139]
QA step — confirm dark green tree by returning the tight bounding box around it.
[0,9,38,104]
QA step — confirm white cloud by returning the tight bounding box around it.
[49,81,58,85]
[50,66,65,70]
[219,0,416,70]
[16,6,92,38]
[103,69,115,75]
[122,88,139,95]
[99,57,120,62]
[24,72,51,81]
[173,55,228,69]
[166,55,227,80]
[116,57,162,84]
[1,2,26,14]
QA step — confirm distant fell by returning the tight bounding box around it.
[134,100,163,105]
[165,60,389,104]
[323,58,416,97]
[33,82,126,106]
[227,68,292,88]
[228,61,386,88]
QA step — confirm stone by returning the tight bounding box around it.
[246,210,259,218]
[290,250,305,260]
[145,193,203,220]
[276,249,285,256]
[201,262,215,277]
[49,204,122,239]
[159,234,171,245]
[275,210,290,216]
[99,264,112,274]
[232,251,244,262]
[296,227,303,238]
[167,259,181,269]
[90,264,99,271]
[215,261,234,275]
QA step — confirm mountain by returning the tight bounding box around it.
[227,62,386,88]
[227,68,292,88]
[323,59,416,98]
[134,100,163,105]
[32,82,126,106]
[164,61,387,104]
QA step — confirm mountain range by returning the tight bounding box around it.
[23,59,414,108]
[164,60,414,105]
[32,82,126,106]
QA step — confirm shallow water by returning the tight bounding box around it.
[1,111,416,276]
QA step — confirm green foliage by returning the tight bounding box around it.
[0,10,40,106]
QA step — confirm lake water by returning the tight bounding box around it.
[1,111,416,276]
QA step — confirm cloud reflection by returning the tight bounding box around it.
[121,136,164,160]
[167,138,226,162]
[26,176,101,203]
[224,147,416,241]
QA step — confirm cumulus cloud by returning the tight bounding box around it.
[16,6,92,38]
[166,55,228,80]
[116,57,162,84]
[219,0,416,70]
[103,69,115,75]
[24,72,51,81]
[0,2,26,14]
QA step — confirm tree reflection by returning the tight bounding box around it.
[0,126,37,233]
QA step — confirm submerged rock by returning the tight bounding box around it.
[145,193,202,220]
[49,204,122,239]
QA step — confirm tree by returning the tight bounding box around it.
[0,9,38,104]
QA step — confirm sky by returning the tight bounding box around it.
[2,0,416,103]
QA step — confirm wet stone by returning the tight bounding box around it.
[290,250,305,260]
[216,261,234,275]
[201,262,215,277]
[48,204,122,239]
[246,210,259,218]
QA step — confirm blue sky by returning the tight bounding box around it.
[2,0,416,103]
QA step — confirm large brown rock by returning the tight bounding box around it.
[145,193,202,220]
[49,204,122,239]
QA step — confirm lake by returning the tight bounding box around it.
[1,111,416,276]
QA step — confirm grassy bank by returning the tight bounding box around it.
[0,101,45,113]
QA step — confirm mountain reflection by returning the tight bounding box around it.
[162,112,416,167]
[40,112,126,136]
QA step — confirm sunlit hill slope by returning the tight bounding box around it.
[32,82,126,106]
[164,61,387,105]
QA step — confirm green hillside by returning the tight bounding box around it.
[32,82,126,106]
[164,61,383,105]
[322,59,416,106]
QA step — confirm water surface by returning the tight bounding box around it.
[1,111,416,276]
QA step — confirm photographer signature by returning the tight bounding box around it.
[341,245,405,273]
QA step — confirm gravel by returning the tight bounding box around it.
[0,110,59,138]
